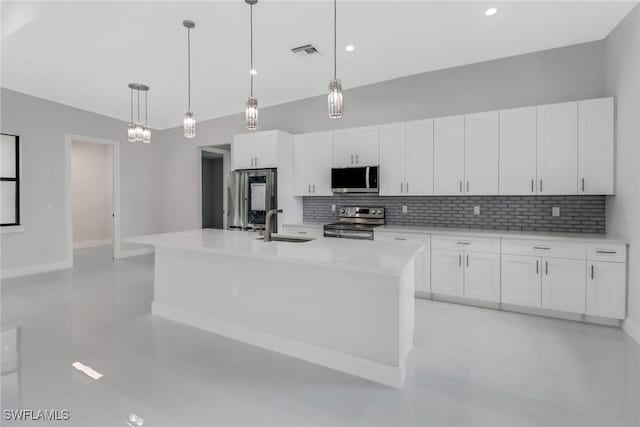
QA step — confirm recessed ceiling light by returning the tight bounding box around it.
[345,45,355,52]
[249,69,258,75]
[485,7,498,16]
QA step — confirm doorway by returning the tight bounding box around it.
[199,146,230,230]
[65,134,120,264]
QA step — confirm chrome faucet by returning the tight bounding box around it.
[264,209,283,242]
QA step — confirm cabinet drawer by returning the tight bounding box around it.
[432,235,500,254]
[281,225,323,238]
[502,239,586,260]
[587,243,626,263]
[375,231,430,244]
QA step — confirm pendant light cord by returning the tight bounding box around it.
[187,27,191,110]
[333,0,337,80]
[137,89,140,124]
[250,3,254,98]
[130,88,133,123]
[145,91,148,126]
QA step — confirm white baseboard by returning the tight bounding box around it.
[1,259,72,280]
[117,247,154,259]
[73,239,112,249]
[152,302,405,388]
[623,318,640,345]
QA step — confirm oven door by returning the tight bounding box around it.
[323,228,374,240]
[331,166,378,193]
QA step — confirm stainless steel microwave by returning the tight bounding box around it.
[331,166,379,193]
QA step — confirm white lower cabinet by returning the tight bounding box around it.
[431,249,464,296]
[464,252,501,302]
[541,258,586,314]
[586,261,626,319]
[501,254,541,308]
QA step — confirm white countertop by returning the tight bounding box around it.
[127,229,424,277]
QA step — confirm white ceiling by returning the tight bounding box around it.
[1,1,636,129]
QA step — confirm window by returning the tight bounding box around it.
[1,133,20,226]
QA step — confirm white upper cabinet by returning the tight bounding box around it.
[465,111,499,195]
[379,123,405,196]
[232,131,278,170]
[332,126,379,167]
[499,107,537,195]
[293,131,333,196]
[434,115,465,195]
[578,97,614,195]
[536,101,578,195]
[379,119,434,196]
[405,119,434,196]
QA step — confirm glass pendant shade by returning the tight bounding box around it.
[328,79,343,119]
[245,97,258,131]
[134,124,144,142]
[127,124,136,142]
[142,127,151,144]
[184,110,196,138]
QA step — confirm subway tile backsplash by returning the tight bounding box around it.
[303,195,606,234]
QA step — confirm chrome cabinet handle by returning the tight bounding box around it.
[545,261,549,275]
[466,254,469,267]
[355,154,359,164]
[312,184,315,193]
[298,231,307,235]
[581,178,585,192]
[531,179,534,193]
[536,260,539,274]
[400,182,403,193]
[591,264,595,280]
[459,181,463,193]
[394,237,407,241]
[255,157,257,166]
[457,242,471,245]
[458,253,462,266]
[539,179,543,192]
[533,247,551,250]
[596,250,617,254]
[350,154,354,164]
[406,182,409,193]
[308,184,311,194]
[466,181,469,193]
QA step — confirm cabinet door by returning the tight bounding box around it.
[586,261,626,319]
[232,134,255,170]
[541,257,586,314]
[465,111,499,195]
[332,129,355,167]
[354,126,379,166]
[578,98,614,195]
[464,252,501,302]
[311,132,334,195]
[251,132,278,168]
[537,102,578,195]
[434,115,465,195]
[293,133,314,196]
[431,249,464,296]
[379,123,405,196]
[405,119,434,195]
[499,107,537,195]
[501,255,541,308]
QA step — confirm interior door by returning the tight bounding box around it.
[332,129,355,167]
[541,257,586,314]
[431,249,464,296]
[501,254,541,308]
[586,261,626,319]
[464,252,501,302]
[379,123,405,196]
[536,102,578,195]
[464,111,499,195]
[434,115,465,195]
[405,119,434,195]
[354,126,379,166]
[578,98,614,195]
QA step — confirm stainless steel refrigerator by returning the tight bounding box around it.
[227,169,277,231]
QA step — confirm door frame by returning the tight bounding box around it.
[198,145,230,230]
[64,134,120,264]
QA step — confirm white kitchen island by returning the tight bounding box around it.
[128,229,423,388]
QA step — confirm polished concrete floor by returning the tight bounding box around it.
[1,246,639,427]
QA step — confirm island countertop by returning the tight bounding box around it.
[127,229,424,277]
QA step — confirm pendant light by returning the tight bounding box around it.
[328,0,343,119]
[142,90,151,144]
[127,83,150,143]
[245,0,258,131]
[183,20,196,138]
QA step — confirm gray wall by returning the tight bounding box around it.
[604,5,640,337]
[201,157,224,229]
[158,40,607,233]
[0,88,163,274]
[304,195,606,233]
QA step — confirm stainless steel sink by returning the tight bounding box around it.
[255,235,314,243]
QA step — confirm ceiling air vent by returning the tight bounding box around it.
[291,44,320,55]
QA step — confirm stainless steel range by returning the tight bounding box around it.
[323,206,385,240]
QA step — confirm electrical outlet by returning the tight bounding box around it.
[402,205,408,214]
[474,206,481,215]
[552,207,560,217]
[331,204,336,212]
